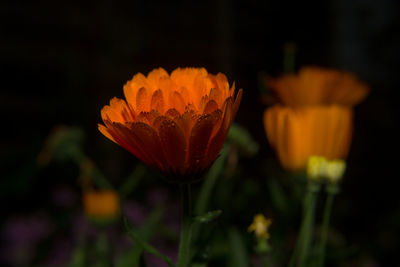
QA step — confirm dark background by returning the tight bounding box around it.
[1,0,399,266]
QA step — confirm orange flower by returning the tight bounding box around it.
[99,68,242,182]
[83,190,120,219]
[264,67,368,171]
[267,66,369,106]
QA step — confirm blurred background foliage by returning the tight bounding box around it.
[1,0,399,266]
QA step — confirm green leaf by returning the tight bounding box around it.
[119,164,147,199]
[193,210,222,224]
[267,178,290,215]
[195,145,228,215]
[227,123,259,157]
[117,207,164,267]
[123,217,175,267]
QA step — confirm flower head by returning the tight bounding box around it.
[267,66,369,107]
[264,66,368,171]
[99,68,242,182]
[248,214,272,240]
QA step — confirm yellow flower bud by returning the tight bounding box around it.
[325,160,346,183]
[307,156,327,180]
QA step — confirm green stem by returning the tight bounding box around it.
[317,183,339,267]
[177,184,193,267]
[289,181,320,267]
[262,255,268,267]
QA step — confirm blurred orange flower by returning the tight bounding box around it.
[99,68,242,182]
[83,190,120,219]
[264,67,368,171]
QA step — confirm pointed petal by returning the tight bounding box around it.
[171,91,186,113]
[158,118,187,174]
[136,87,150,112]
[188,114,216,172]
[126,122,168,172]
[165,108,180,118]
[151,89,165,114]
[203,100,218,114]
[98,124,117,143]
[204,98,234,165]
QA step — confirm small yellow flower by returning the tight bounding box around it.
[248,214,272,239]
[306,156,346,183]
[307,156,327,180]
[325,160,346,183]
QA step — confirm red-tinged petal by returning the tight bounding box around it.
[125,122,168,172]
[203,100,218,114]
[165,108,180,118]
[137,112,150,124]
[158,118,187,174]
[151,89,165,114]
[188,114,216,173]
[136,87,149,112]
[209,87,223,106]
[110,122,153,166]
[198,95,209,113]
[173,111,194,141]
[98,124,117,143]
[204,98,234,166]
[232,89,243,118]
[148,110,161,125]
[152,115,169,130]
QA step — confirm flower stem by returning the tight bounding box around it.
[177,183,193,267]
[316,183,339,267]
[289,181,320,267]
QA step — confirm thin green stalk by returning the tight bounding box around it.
[262,255,268,267]
[177,184,193,267]
[316,183,339,267]
[289,181,320,267]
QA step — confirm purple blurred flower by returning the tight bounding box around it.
[123,201,148,226]
[146,187,169,208]
[51,184,77,208]
[0,213,53,265]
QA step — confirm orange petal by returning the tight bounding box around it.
[232,89,243,118]
[188,114,216,172]
[171,91,186,113]
[126,122,168,172]
[123,73,148,107]
[136,87,150,112]
[101,121,150,165]
[203,100,218,114]
[165,108,180,118]
[151,89,165,114]
[98,124,117,143]
[205,98,234,165]
[158,118,187,174]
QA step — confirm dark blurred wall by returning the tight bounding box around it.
[1,0,399,264]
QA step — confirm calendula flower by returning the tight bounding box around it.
[267,66,368,107]
[99,68,242,183]
[83,190,120,219]
[248,214,272,240]
[264,66,368,171]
